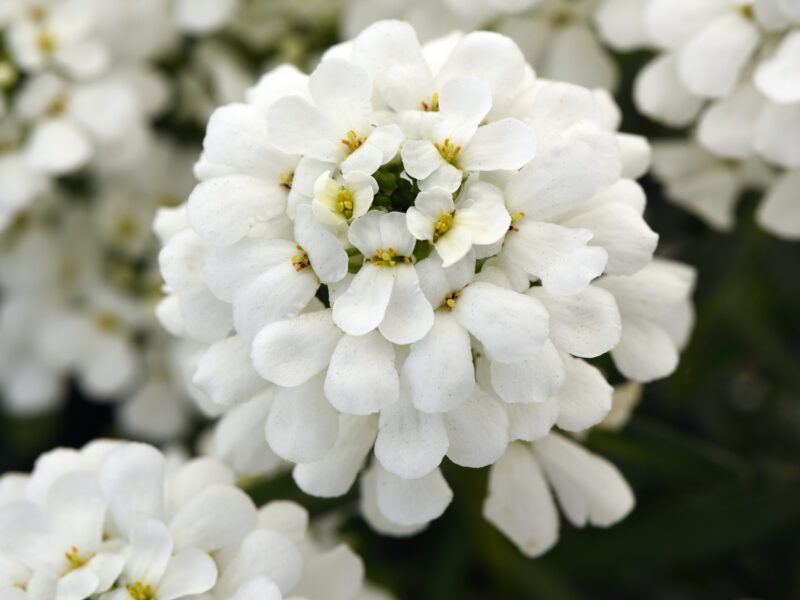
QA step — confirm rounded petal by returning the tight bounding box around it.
[482,444,559,558]
[490,340,565,404]
[252,310,341,387]
[375,397,449,479]
[374,463,452,527]
[378,264,434,345]
[325,331,399,415]
[444,387,509,468]
[169,486,257,552]
[757,169,800,240]
[454,282,549,363]
[554,355,613,432]
[332,263,395,336]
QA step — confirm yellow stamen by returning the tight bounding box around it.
[337,189,354,219]
[433,212,453,242]
[371,246,411,267]
[93,311,121,333]
[127,582,156,600]
[291,244,311,271]
[340,130,366,153]
[45,92,67,116]
[279,171,294,190]
[442,291,460,311]
[509,211,525,232]
[433,138,462,165]
[36,29,58,55]
[421,92,439,112]
[64,546,89,570]
[737,3,754,18]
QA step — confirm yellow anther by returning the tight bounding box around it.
[371,246,411,267]
[93,311,121,333]
[45,92,67,116]
[509,211,525,232]
[340,130,366,153]
[36,29,58,55]
[737,3,754,18]
[279,171,294,190]
[127,582,156,600]
[421,92,439,112]
[433,212,453,242]
[442,291,460,311]
[433,138,462,165]
[64,546,89,570]
[337,189,354,219]
[291,245,311,271]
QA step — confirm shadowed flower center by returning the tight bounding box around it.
[279,171,293,190]
[127,582,156,600]
[292,245,310,271]
[337,189,354,219]
[434,138,462,165]
[63,546,91,571]
[421,92,439,112]
[93,311,122,332]
[36,29,58,55]
[442,290,460,311]
[371,247,411,266]
[508,211,525,232]
[340,130,366,153]
[433,212,453,242]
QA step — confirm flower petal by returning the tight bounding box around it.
[444,387,509,468]
[375,463,452,527]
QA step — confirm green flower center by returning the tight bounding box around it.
[371,247,411,267]
[433,212,453,242]
[127,582,156,600]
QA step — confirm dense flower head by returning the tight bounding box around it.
[596,0,800,238]
[157,20,695,555]
[0,440,369,600]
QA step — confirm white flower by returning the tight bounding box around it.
[483,434,634,557]
[0,441,370,600]
[159,20,692,556]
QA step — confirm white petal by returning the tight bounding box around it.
[233,261,319,340]
[169,486,256,552]
[528,285,621,358]
[437,31,527,100]
[325,331,399,415]
[25,118,91,175]
[214,393,280,476]
[267,96,340,161]
[375,396,449,479]
[292,545,365,600]
[444,387,508,468]
[378,264,434,345]
[633,54,703,127]
[402,310,474,413]
[505,121,621,219]
[594,0,651,50]
[257,500,308,542]
[490,340,565,404]
[757,169,800,240]
[46,471,106,554]
[194,335,265,406]
[188,175,286,246]
[482,444,559,558]
[156,549,217,600]
[98,444,165,536]
[678,13,759,98]
[437,76,492,138]
[229,578,282,600]
[309,58,373,134]
[375,463,452,527]
[252,310,341,387]
[293,204,348,283]
[554,355,613,432]
[359,463,428,537]
[454,281,549,363]
[532,433,634,527]
[293,415,378,497]
[352,20,433,111]
[452,181,510,245]
[127,520,173,586]
[505,397,559,442]
[332,263,395,336]
[755,30,800,103]
[560,202,658,277]
[504,221,607,296]
[755,101,800,168]
[204,103,294,179]
[218,529,302,595]
[401,140,447,180]
[697,83,763,159]
[266,376,338,463]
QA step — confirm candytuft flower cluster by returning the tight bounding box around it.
[158,20,695,555]
[0,440,369,600]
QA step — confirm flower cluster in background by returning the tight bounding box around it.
[597,0,800,238]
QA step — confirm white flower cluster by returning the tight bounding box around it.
[0,440,371,600]
[341,0,619,91]
[597,0,800,238]
[159,20,696,555]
